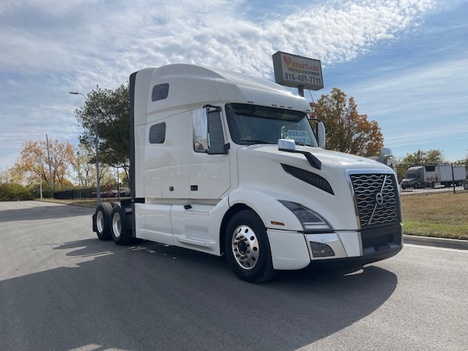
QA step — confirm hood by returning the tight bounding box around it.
[235,145,397,231]
[239,144,394,173]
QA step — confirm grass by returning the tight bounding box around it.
[38,191,468,241]
[402,191,468,240]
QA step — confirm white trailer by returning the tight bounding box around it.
[92,64,402,283]
[437,165,466,186]
[401,165,466,189]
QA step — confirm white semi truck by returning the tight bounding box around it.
[93,64,402,283]
[401,165,466,189]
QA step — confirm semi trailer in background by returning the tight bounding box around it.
[401,164,466,189]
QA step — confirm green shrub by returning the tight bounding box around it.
[0,183,35,201]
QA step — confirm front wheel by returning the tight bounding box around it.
[225,210,275,283]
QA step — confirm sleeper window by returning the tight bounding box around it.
[149,122,166,144]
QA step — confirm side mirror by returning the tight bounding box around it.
[192,108,209,152]
[192,107,228,154]
[380,147,392,156]
[317,121,326,149]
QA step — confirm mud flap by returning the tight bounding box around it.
[92,213,97,232]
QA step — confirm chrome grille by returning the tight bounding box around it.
[350,173,400,228]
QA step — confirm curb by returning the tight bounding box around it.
[404,235,468,250]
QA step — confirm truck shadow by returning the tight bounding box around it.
[1,237,398,351]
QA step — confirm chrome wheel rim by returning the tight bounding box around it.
[96,211,104,233]
[231,225,259,270]
[112,212,122,238]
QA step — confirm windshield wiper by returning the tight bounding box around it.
[240,139,276,145]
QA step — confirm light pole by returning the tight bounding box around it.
[69,91,101,205]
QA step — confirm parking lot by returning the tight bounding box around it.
[1,201,467,351]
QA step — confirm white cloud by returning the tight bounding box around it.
[352,57,468,119]
[0,0,438,76]
[1,0,456,170]
[340,55,468,160]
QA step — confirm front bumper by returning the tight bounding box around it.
[306,244,402,271]
[267,224,403,271]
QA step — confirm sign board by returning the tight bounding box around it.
[272,51,323,91]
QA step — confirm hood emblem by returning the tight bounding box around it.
[368,175,388,225]
[375,192,384,206]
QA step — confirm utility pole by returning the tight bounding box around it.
[45,134,54,195]
[451,164,456,194]
[39,177,43,199]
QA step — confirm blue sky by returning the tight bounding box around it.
[1,0,467,172]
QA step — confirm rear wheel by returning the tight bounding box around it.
[95,203,112,241]
[111,205,133,245]
[225,210,275,283]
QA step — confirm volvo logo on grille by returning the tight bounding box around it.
[375,192,384,206]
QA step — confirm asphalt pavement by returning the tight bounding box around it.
[1,201,467,351]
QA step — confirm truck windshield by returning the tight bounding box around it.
[226,103,318,146]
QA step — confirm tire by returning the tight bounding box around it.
[95,203,112,241]
[111,205,133,245]
[225,210,276,283]
[414,183,419,189]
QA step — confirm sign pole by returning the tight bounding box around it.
[298,85,304,97]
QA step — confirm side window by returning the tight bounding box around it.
[192,107,227,154]
[149,122,166,144]
[207,111,226,154]
[152,83,169,102]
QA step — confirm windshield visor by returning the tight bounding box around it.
[226,103,318,147]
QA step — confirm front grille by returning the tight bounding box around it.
[361,224,402,253]
[349,172,401,228]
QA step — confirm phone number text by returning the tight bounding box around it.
[284,73,322,85]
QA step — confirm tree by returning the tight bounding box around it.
[0,183,35,201]
[70,143,113,190]
[455,152,468,165]
[74,84,130,180]
[310,88,383,156]
[396,149,446,181]
[14,139,69,187]
[400,149,445,166]
[70,144,95,189]
[0,169,10,184]
[9,138,74,190]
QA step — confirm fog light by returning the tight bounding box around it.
[310,242,335,258]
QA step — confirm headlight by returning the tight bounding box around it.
[279,200,332,232]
